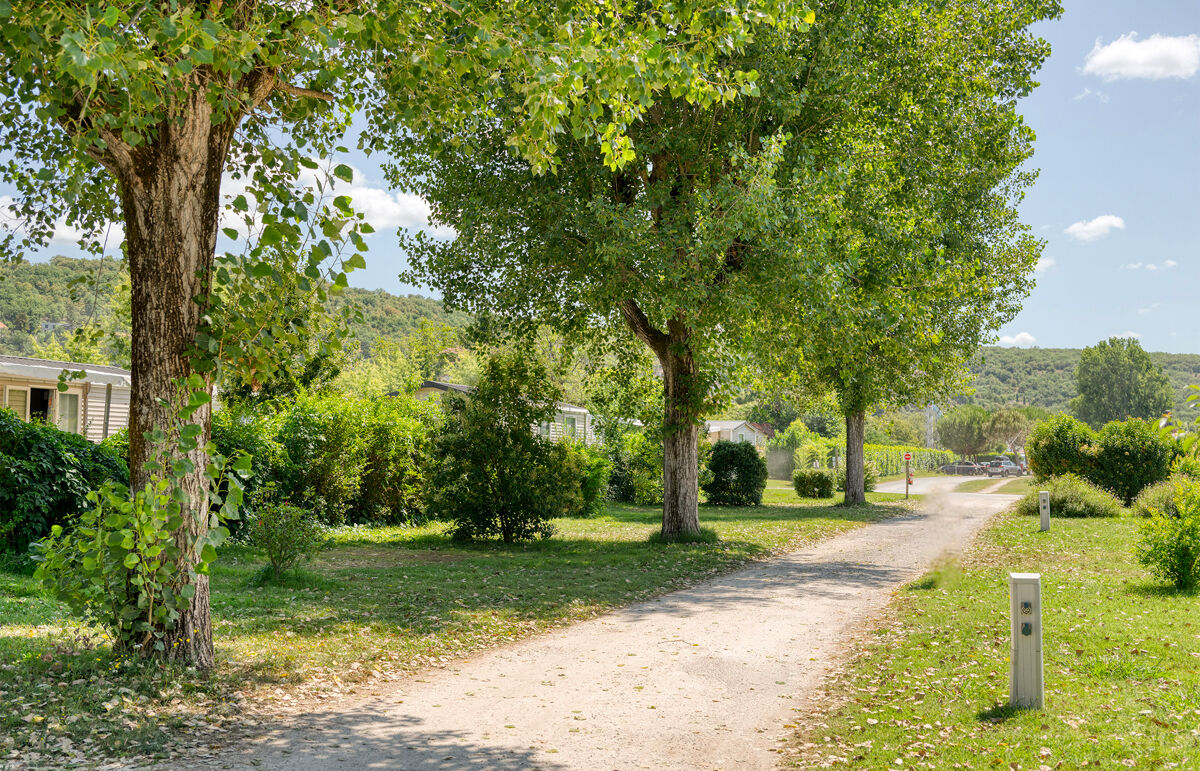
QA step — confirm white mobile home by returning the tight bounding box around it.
[704,419,769,451]
[414,379,597,445]
[0,355,130,442]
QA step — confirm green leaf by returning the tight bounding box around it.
[333,164,354,183]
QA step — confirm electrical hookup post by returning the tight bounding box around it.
[904,451,913,499]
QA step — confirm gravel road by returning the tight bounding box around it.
[210,478,1015,771]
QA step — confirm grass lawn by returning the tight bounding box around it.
[954,476,1036,495]
[1,493,908,766]
[787,508,1200,769]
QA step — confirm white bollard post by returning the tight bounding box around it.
[1039,491,1050,532]
[1009,573,1044,709]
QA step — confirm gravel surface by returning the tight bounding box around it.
[204,479,1015,771]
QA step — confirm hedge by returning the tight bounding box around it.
[863,444,954,476]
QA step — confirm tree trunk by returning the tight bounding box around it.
[843,410,867,506]
[117,91,238,669]
[618,301,701,539]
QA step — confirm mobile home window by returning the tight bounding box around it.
[564,416,577,438]
[738,431,745,443]
[58,393,80,434]
[539,421,550,437]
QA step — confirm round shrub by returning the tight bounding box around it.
[1026,414,1095,480]
[1093,419,1174,505]
[703,440,768,506]
[244,501,328,580]
[1016,474,1122,518]
[1136,478,1200,590]
[793,467,835,498]
[836,462,878,493]
[1133,477,1182,519]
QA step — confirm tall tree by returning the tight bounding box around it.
[938,405,992,459]
[1,0,797,666]
[985,408,1031,452]
[1071,337,1173,428]
[389,0,1058,532]
[762,0,1052,503]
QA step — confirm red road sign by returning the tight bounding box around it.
[903,452,912,461]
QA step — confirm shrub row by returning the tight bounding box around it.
[1,408,129,554]
[1026,415,1175,504]
[863,444,954,476]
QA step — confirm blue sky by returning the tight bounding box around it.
[5,2,1198,353]
[1000,0,1200,353]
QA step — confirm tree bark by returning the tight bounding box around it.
[618,301,701,538]
[116,89,238,669]
[843,410,867,506]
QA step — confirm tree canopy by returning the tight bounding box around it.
[1071,337,1174,428]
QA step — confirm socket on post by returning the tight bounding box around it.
[1039,491,1050,532]
[1009,572,1044,709]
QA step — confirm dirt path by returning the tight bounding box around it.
[209,480,1015,771]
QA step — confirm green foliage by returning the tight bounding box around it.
[563,442,611,518]
[33,416,248,653]
[985,409,1031,451]
[1093,419,1175,505]
[792,468,836,499]
[1072,337,1174,429]
[607,431,712,507]
[425,353,573,543]
[0,407,128,553]
[1136,479,1200,590]
[99,426,129,462]
[793,438,838,471]
[964,346,1200,425]
[275,392,367,524]
[356,396,440,524]
[1171,454,1200,480]
[702,440,768,506]
[244,502,327,580]
[1026,414,1096,480]
[1133,478,1183,520]
[937,405,992,458]
[1016,474,1122,519]
[837,463,879,494]
[863,444,954,476]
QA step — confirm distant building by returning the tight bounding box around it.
[413,380,597,444]
[39,321,69,332]
[0,355,130,442]
[704,420,769,451]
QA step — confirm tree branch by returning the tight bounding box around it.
[618,299,668,360]
[273,81,335,102]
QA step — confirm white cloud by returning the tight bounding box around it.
[998,332,1037,347]
[1065,214,1125,241]
[220,161,454,241]
[1083,33,1200,80]
[1072,87,1110,103]
[1121,260,1177,271]
[1114,330,1143,340]
[1137,302,1161,315]
[0,194,123,251]
[1034,256,1056,274]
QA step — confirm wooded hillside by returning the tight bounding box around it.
[965,346,1200,422]
[0,256,469,362]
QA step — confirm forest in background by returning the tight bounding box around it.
[3,256,1198,422]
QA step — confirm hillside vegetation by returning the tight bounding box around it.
[965,346,1200,422]
[0,256,469,362]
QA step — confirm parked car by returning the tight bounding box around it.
[939,461,985,476]
[986,459,1022,477]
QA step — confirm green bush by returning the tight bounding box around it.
[211,407,286,531]
[607,431,711,507]
[1133,477,1182,519]
[276,391,368,524]
[836,462,878,493]
[1136,479,1200,590]
[1170,454,1200,480]
[1093,419,1174,505]
[1026,414,1095,480]
[793,438,836,471]
[244,501,327,580]
[564,442,611,517]
[355,396,440,524]
[99,426,129,462]
[426,353,576,543]
[1016,474,1122,518]
[703,440,768,506]
[792,467,835,498]
[0,408,128,553]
